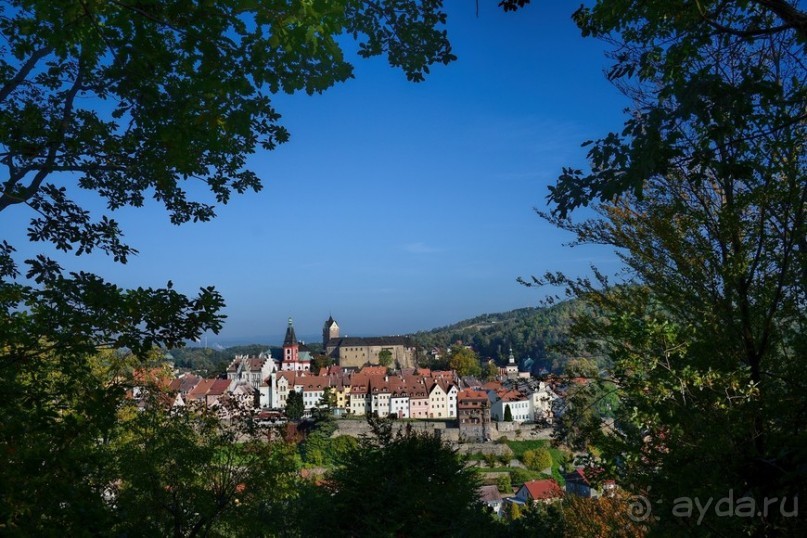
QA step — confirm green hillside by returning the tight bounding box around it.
[411,300,597,373]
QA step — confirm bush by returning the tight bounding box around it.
[522,448,553,472]
[509,468,542,486]
[301,427,497,535]
[496,473,511,493]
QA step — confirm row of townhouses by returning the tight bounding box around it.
[156,318,563,427]
[222,344,560,423]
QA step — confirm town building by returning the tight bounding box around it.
[281,318,311,372]
[457,388,491,442]
[514,479,564,505]
[323,315,417,368]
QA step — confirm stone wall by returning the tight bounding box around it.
[333,418,451,439]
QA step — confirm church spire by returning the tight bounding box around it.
[283,317,298,347]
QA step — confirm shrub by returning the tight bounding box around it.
[496,473,511,493]
[522,448,553,472]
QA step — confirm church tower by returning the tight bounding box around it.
[506,347,519,379]
[283,317,299,367]
[323,315,339,347]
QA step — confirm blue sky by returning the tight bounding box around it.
[3,3,629,345]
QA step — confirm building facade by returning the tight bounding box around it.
[323,316,417,369]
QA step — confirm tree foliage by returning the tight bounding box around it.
[413,301,600,373]
[1,0,456,362]
[525,0,807,534]
[448,344,482,377]
[1,3,456,530]
[505,0,807,217]
[302,417,496,537]
[522,448,552,472]
[285,389,304,421]
[0,348,302,536]
[112,395,301,537]
[378,348,393,368]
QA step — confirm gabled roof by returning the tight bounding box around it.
[457,388,489,407]
[478,485,502,503]
[495,388,528,402]
[482,381,503,392]
[171,374,202,394]
[520,479,563,501]
[564,468,590,486]
[187,379,215,399]
[359,365,388,376]
[461,376,483,389]
[208,378,231,396]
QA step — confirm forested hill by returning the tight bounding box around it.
[411,300,594,373]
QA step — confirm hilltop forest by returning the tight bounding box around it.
[412,300,599,373]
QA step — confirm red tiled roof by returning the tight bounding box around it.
[208,378,231,396]
[521,479,563,501]
[187,379,215,399]
[482,381,503,391]
[360,366,387,376]
[457,388,489,407]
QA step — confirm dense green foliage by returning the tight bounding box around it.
[518,0,807,535]
[447,344,482,377]
[1,0,456,371]
[1,2,458,533]
[0,349,303,536]
[522,448,553,472]
[302,418,496,537]
[285,390,305,421]
[377,348,393,368]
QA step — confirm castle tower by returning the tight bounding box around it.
[282,317,299,368]
[323,315,339,347]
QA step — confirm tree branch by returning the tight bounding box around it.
[0,46,52,104]
[0,56,86,212]
[752,0,807,40]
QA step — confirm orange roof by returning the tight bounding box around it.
[521,479,563,500]
[208,378,231,395]
[132,367,172,388]
[277,371,297,384]
[187,379,215,399]
[458,388,488,404]
[360,365,387,376]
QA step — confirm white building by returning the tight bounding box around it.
[489,389,531,423]
[529,381,559,423]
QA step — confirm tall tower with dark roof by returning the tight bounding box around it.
[323,315,339,347]
[283,317,299,366]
